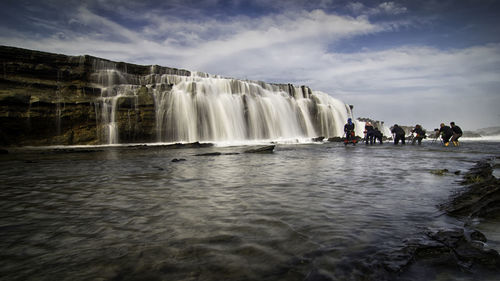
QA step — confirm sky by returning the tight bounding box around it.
[1,0,500,131]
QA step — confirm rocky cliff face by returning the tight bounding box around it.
[1,46,353,146]
[0,46,190,146]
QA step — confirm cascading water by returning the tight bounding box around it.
[91,61,356,144]
[92,60,142,144]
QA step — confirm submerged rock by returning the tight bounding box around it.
[372,228,500,277]
[194,151,240,156]
[195,152,222,156]
[312,136,325,142]
[169,142,214,149]
[374,159,500,278]
[327,137,343,142]
[430,169,449,175]
[244,145,275,154]
[424,228,500,269]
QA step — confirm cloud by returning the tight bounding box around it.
[377,2,408,15]
[0,7,382,67]
[174,10,381,70]
[1,2,498,130]
[347,1,407,17]
[311,45,500,129]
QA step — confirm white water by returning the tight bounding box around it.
[460,135,500,142]
[91,61,357,144]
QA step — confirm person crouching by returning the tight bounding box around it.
[450,122,462,146]
[438,123,453,146]
[391,124,406,145]
[411,124,426,145]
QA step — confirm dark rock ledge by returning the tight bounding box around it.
[441,159,500,219]
[364,159,500,280]
[393,159,500,275]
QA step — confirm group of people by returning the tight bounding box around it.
[343,118,383,145]
[436,122,463,147]
[343,118,463,147]
[362,121,384,145]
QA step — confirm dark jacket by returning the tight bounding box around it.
[344,123,355,133]
[391,126,405,136]
[412,127,425,137]
[452,125,462,135]
[439,126,453,137]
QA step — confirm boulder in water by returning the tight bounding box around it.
[244,145,275,154]
[312,136,325,142]
[195,152,222,156]
[169,142,214,149]
[327,137,343,142]
[430,169,449,175]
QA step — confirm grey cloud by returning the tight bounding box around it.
[347,1,408,17]
[1,2,498,130]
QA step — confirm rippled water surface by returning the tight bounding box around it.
[1,141,499,280]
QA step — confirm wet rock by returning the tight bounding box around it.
[0,45,190,146]
[171,158,186,162]
[424,228,500,269]
[463,160,493,184]
[377,228,500,275]
[168,142,214,149]
[50,148,103,154]
[195,152,222,156]
[441,161,500,218]
[372,160,500,279]
[244,145,275,154]
[137,85,155,106]
[327,137,343,142]
[470,230,487,243]
[430,169,449,175]
[446,178,500,218]
[194,151,240,156]
[312,136,325,142]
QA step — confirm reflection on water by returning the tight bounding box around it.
[0,142,499,280]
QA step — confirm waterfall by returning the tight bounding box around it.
[92,60,142,144]
[91,62,355,144]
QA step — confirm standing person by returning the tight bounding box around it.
[374,127,383,144]
[344,118,356,145]
[438,123,453,146]
[364,122,375,145]
[450,122,462,146]
[391,124,406,145]
[411,124,426,145]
